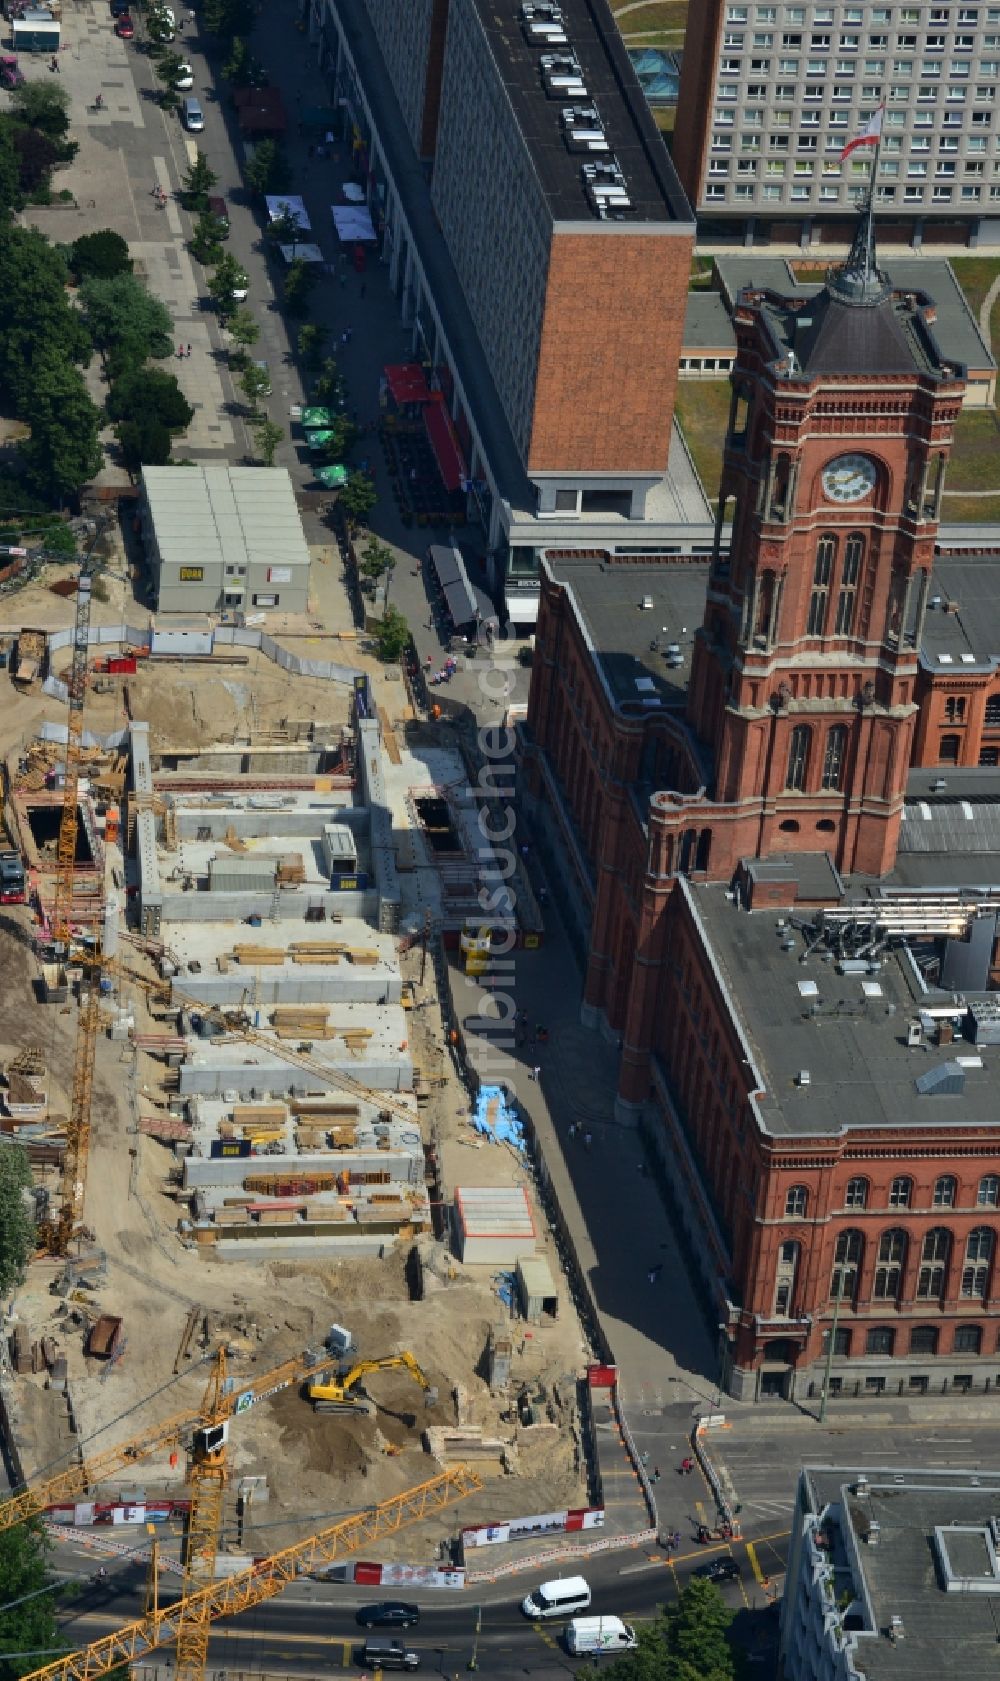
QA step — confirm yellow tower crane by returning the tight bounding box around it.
[0,1343,326,1534]
[19,1465,483,1681]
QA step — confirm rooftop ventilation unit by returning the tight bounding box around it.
[582,156,632,217]
[561,103,609,152]
[521,2,568,45]
[541,53,587,98]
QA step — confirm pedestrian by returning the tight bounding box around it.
[344,325,353,343]
[50,53,59,70]
[360,282,367,299]
[641,1451,650,1467]
[568,1122,577,1141]
[653,1466,661,1483]
[341,330,349,346]
[672,1531,681,1551]
[584,1131,592,1149]
[647,1269,656,1285]
[530,1065,541,1082]
[176,344,184,359]
[185,344,192,357]
[307,143,315,159]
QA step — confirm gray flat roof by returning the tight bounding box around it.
[714,254,994,374]
[682,291,735,352]
[142,465,310,575]
[802,1468,1000,1681]
[921,556,1000,670]
[690,880,1000,1140]
[471,0,692,225]
[542,553,710,715]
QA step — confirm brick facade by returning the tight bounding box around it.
[527,231,692,476]
[670,0,722,212]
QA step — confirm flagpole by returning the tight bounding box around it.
[865,104,883,279]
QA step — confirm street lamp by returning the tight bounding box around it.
[818,1267,849,1425]
[467,1604,481,1671]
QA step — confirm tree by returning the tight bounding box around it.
[18,354,103,505]
[297,322,327,369]
[11,126,61,198]
[239,361,270,415]
[81,273,174,366]
[40,520,77,560]
[265,207,300,247]
[180,149,217,212]
[202,0,255,38]
[0,1516,58,1681]
[664,1577,734,1681]
[70,229,132,281]
[146,8,175,46]
[244,138,291,198]
[0,125,20,221]
[360,535,395,594]
[107,366,193,434]
[221,34,251,83]
[0,227,90,407]
[189,212,223,267]
[339,470,377,526]
[0,1143,33,1299]
[371,605,410,664]
[117,413,172,474]
[250,418,283,467]
[227,307,259,352]
[282,256,316,320]
[10,80,70,139]
[207,253,248,321]
[313,356,346,407]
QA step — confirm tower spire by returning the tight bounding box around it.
[828,103,889,307]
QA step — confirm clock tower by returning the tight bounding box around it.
[686,208,964,877]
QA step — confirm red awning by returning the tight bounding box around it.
[422,395,466,493]
[384,363,431,406]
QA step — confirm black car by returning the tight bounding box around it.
[356,1603,420,1630]
[109,0,130,15]
[695,1557,741,1583]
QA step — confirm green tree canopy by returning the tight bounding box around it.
[117,414,173,474]
[207,252,248,321]
[181,149,217,211]
[10,80,70,139]
[202,0,255,38]
[371,605,410,663]
[339,470,377,524]
[0,1516,59,1681]
[18,353,103,505]
[10,127,61,198]
[81,273,174,363]
[580,1582,736,1681]
[0,1144,33,1299]
[250,417,283,467]
[0,124,22,221]
[244,138,291,198]
[226,307,259,351]
[239,362,270,415]
[360,535,395,583]
[107,366,193,434]
[70,229,132,281]
[282,255,316,319]
[297,322,327,369]
[0,228,91,411]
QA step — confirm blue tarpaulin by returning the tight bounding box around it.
[471,1085,527,1154]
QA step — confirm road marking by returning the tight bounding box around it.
[745,1542,765,1588]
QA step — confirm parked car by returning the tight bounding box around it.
[114,16,134,37]
[355,1603,420,1630]
[174,60,194,88]
[0,54,24,87]
[230,267,249,301]
[694,1557,741,1583]
[207,194,229,234]
[109,0,130,16]
[181,95,204,131]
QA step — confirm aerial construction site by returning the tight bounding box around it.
[0,556,593,1609]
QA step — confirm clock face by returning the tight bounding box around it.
[822,454,877,504]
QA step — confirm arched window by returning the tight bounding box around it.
[821,724,848,792]
[954,1324,982,1354]
[939,734,960,765]
[832,1229,863,1303]
[873,1229,906,1300]
[786,724,811,791]
[889,1175,912,1208]
[785,1185,808,1217]
[962,1227,994,1299]
[866,1326,895,1356]
[835,533,864,635]
[933,1175,957,1208]
[808,535,836,635]
[917,1228,951,1300]
[910,1326,938,1355]
[844,1177,868,1210]
[977,1175,999,1208]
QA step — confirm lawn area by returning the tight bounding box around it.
[941,409,1000,492]
[611,0,689,36]
[950,257,1000,364]
[675,377,730,506]
[939,493,1000,522]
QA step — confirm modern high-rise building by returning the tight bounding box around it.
[673,0,1000,250]
[309,0,707,624]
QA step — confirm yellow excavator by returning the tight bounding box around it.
[307,1351,435,1415]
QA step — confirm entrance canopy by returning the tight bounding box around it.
[384,363,431,406]
[331,203,376,242]
[428,544,477,629]
[422,395,466,494]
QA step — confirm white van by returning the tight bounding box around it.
[565,1617,638,1656]
[521,1575,591,1620]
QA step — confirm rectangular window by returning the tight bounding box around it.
[252,593,278,607]
[752,30,773,45]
